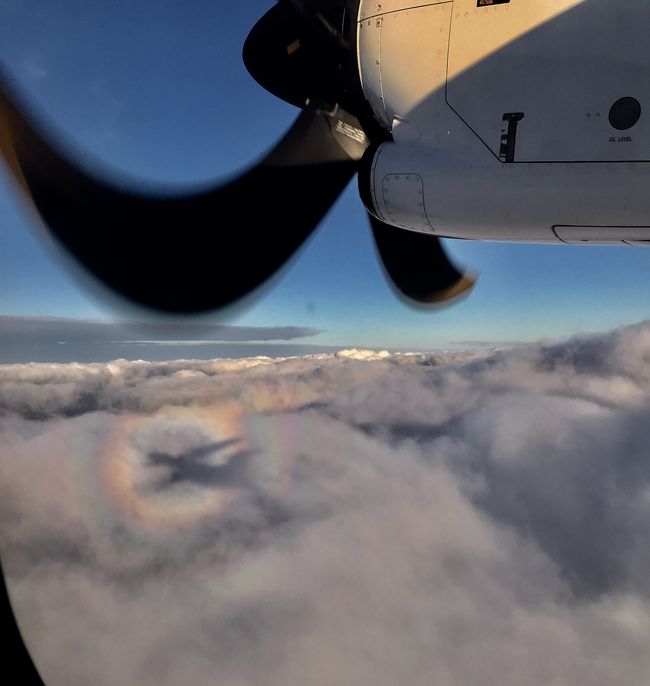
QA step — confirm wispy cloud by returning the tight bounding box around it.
[0,315,323,363]
[2,324,650,685]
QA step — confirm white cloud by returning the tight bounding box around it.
[334,348,392,360]
[2,324,650,685]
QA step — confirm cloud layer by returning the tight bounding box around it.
[2,326,650,686]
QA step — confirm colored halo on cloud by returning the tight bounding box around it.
[98,404,249,541]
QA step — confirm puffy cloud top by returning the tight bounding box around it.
[2,324,650,686]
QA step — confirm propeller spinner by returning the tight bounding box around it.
[0,0,475,313]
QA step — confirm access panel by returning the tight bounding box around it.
[446,0,650,162]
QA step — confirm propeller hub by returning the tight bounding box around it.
[243,1,357,113]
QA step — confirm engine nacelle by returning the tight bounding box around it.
[356,0,650,245]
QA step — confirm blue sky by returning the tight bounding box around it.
[2,0,650,354]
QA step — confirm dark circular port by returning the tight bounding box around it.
[609,97,641,130]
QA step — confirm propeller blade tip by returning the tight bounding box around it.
[425,272,477,305]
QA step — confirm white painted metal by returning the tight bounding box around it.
[357,11,388,127]
[358,0,437,21]
[369,142,650,243]
[381,173,433,231]
[356,0,650,244]
[447,0,650,162]
[554,226,650,245]
[373,2,452,145]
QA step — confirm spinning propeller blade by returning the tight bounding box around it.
[0,1,477,313]
[368,213,476,306]
[0,72,357,313]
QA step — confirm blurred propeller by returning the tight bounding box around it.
[0,0,477,313]
[368,213,476,306]
[0,72,359,313]
[280,0,352,50]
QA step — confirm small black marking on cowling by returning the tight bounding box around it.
[499,112,524,163]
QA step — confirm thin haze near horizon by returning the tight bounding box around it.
[1,0,650,357]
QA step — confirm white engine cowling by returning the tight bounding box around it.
[356,0,650,244]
